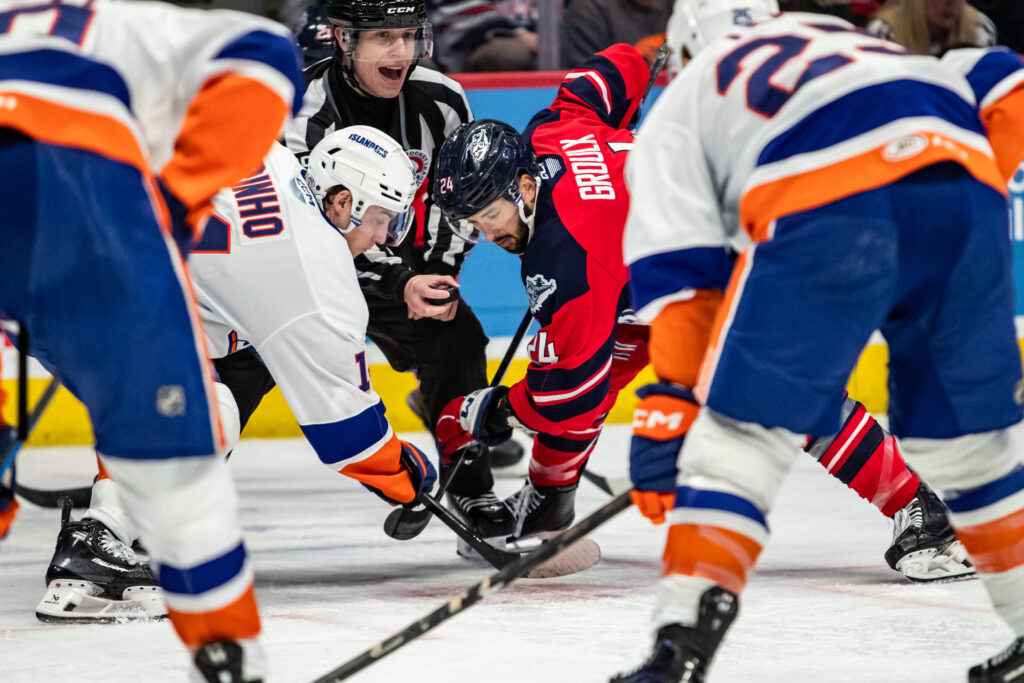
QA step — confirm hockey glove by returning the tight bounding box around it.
[358,440,437,506]
[436,386,514,463]
[630,382,700,524]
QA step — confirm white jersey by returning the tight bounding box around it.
[0,0,302,215]
[191,143,393,468]
[942,46,1024,182]
[625,13,1003,321]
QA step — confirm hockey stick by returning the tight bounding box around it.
[313,490,632,682]
[383,310,533,541]
[581,469,632,497]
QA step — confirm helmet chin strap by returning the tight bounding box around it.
[516,174,541,245]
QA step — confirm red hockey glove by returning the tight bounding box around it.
[630,382,700,525]
[435,386,513,463]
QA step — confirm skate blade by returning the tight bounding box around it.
[36,580,166,623]
[525,538,601,579]
[897,541,976,583]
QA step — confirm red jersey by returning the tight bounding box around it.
[507,44,651,435]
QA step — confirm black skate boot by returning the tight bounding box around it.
[193,640,264,683]
[885,482,973,582]
[36,500,164,622]
[611,586,739,683]
[489,439,525,471]
[969,637,1024,683]
[505,480,578,541]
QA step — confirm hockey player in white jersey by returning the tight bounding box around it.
[613,2,1024,682]
[41,126,438,628]
[0,0,303,679]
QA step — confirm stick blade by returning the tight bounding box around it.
[525,538,601,579]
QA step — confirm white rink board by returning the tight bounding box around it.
[0,426,1011,682]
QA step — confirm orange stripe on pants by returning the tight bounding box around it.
[957,507,1024,574]
[662,523,763,595]
[167,584,261,649]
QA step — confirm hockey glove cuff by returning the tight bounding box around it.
[630,382,700,525]
[436,386,513,461]
[348,438,437,506]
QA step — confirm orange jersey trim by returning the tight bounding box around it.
[160,74,289,231]
[167,584,261,648]
[981,85,1024,184]
[740,132,1006,241]
[0,92,148,176]
[649,291,723,388]
[956,507,1024,574]
[662,523,763,595]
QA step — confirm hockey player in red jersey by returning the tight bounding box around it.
[432,43,967,582]
[433,45,654,544]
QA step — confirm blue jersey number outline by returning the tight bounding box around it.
[0,3,95,45]
[715,24,908,119]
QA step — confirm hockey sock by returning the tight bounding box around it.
[805,397,919,517]
[528,421,603,487]
[903,429,1024,633]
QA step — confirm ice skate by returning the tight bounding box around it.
[969,636,1024,683]
[36,503,164,623]
[885,482,973,583]
[448,489,514,560]
[489,439,526,473]
[192,639,265,683]
[611,586,739,683]
[505,479,577,541]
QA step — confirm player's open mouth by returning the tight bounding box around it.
[379,66,404,81]
[496,236,513,249]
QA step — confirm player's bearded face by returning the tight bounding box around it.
[467,198,529,254]
[347,28,416,99]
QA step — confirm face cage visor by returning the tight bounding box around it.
[337,24,433,62]
[445,174,535,244]
[348,201,414,248]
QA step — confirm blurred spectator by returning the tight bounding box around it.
[968,0,1024,53]
[428,0,537,72]
[562,0,669,68]
[293,1,333,67]
[780,0,878,26]
[866,0,996,55]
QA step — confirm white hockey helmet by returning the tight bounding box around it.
[306,125,418,246]
[667,0,779,60]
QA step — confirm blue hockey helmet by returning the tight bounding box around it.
[433,119,539,224]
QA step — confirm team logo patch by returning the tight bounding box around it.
[407,148,430,186]
[883,134,928,162]
[526,274,557,314]
[156,386,186,417]
[469,129,490,163]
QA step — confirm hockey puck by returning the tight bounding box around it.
[425,285,459,306]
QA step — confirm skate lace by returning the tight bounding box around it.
[892,498,924,539]
[511,482,543,538]
[454,491,502,511]
[96,527,138,565]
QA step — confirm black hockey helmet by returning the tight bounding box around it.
[325,0,432,89]
[327,0,428,30]
[433,119,539,222]
[295,4,333,67]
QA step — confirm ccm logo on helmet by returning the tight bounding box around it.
[349,132,389,159]
[386,6,414,13]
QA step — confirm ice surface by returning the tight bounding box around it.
[0,427,1010,682]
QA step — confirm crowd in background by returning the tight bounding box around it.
[237,0,1024,73]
